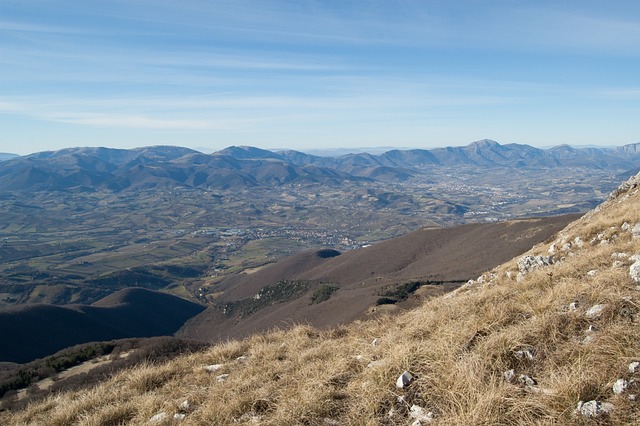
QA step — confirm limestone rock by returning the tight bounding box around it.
[503,369,516,383]
[585,304,605,319]
[629,361,640,373]
[633,224,640,238]
[216,374,229,382]
[203,364,224,372]
[409,405,433,424]
[518,374,537,386]
[630,260,640,283]
[179,400,192,412]
[514,348,535,360]
[613,378,628,395]
[518,255,554,274]
[173,413,186,421]
[396,371,415,389]
[587,270,598,277]
[575,400,614,418]
[149,412,168,424]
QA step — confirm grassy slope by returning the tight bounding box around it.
[3,174,640,425]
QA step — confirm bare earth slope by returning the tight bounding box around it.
[0,288,205,363]
[179,214,579,343]
[3,173,639,424]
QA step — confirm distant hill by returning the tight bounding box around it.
[178,213,579,343]
[0,140,639,192]
[0,153,18,162]
[0,288,205,363]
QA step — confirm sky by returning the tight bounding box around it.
[0,0,639,155]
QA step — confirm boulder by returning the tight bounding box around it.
[518,255,554,274]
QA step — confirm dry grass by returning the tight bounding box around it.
[3,176,640,425]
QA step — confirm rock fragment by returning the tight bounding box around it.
[149,412,168,424]
[629,361,640,374]
[503,369,515,383]
[409,404,433,424]
[575,400,614,418]
[203,364,224,372]
[396,371,415,389]
[585,304,605,319]
[630,259,640,283]
[518,255,554,274]
[613,378,628,395]
[518,374,537,386]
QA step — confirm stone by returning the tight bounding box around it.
[585,304,605,319]
[236,356,249,362]
[568,301,579,311]
[573,237,584,247]
[629,361,640,373]
[587,270,598,277]
[323,418,340,425]
[518,374,537,386]
[514,348,535,360]
[216,374,229,382]
[367,360,384,368]
[409,405,433,423]
[503,369,516,383]
[613,378,628,395]
[173,413,186,421]
[633,224,640,238]
[149,412,168,424]
[622,222,631,231]
[613,260,624,269]
[396,371,415,389]
[518,255,554,274]
[203,364,224,372]
[630,260,640,283]
[179,400,192,412]
[575,400,614,418]
[371,338,379,347]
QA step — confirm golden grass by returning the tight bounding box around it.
[3,177,640,425]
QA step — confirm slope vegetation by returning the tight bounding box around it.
[4,173,639,424]
[0,288,205,363]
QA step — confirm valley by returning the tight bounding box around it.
[0,145,625,306]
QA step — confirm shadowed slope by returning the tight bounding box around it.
[0,288,205,363]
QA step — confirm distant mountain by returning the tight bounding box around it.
[0,153,18,162]
[1,140,639,192]
[177,213,578,343]
[0,288,205,363]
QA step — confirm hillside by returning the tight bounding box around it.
[3,174,639,424]
[0,288,205,363]
[179,214,578,343]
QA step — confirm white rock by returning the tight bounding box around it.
[586,325,597,333]
[583,335,596,344]
[632,224,640,238]
[517,255,554,274]
[568,301,579,311]
[396,371,415,389]
[613,378,628,395]
[173,413,186,421]
[203,364,224,372]
[514,348,535,360]
[612,252,629,259]
[576,400,614,418]
[573,237,584,247]
[585,304,605,319]
[149,412,168,424]
[613,260,624,268]
[409,405,434,423]
[629,361,640,373]
[562,243,572,251]
[367,360,384,368]
[518,374,537,386]
[371,338,379,347]
[587,270,598,277]
[503,369,516,383]
[179,400,192,412]
[622,222,631,231]
[630,260,640,283]
[236,355,249,362]
[216,374,229,382]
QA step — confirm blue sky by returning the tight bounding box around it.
[1,0,639,155]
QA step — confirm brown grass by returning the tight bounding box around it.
[2,177,640,425]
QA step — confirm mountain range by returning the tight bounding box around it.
[1,139,639,192]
